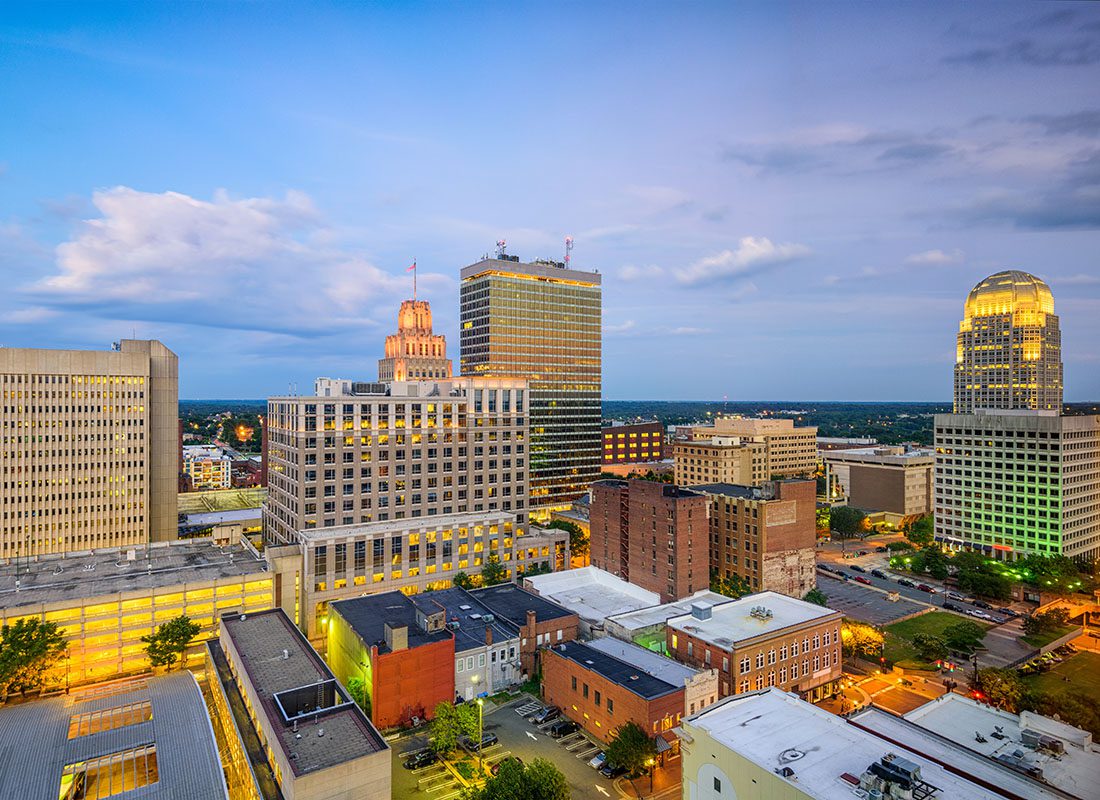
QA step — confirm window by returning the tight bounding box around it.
[714,777,722,792]
[572,676,577,691]
[59,744,159,799]
[607,697,614,714]
[583,683,589,699]
[68,701,153,739]
[594,690,601,707]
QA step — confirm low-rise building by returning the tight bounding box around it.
[666,592,842,701]
[824,445,934,523]
[469,583,579,675]
[602,420,666,464]
[184,444,234,490]
[586,636,719,719]
[673,437,767,487]
[604,590,735,654]
[0,672,228,800]
[694,480,818,598]
[326,591,455,729]
[690,416,818,478]
[522,565,660,636]
[212,608,390,800]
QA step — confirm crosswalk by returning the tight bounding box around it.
[514,700,541,717]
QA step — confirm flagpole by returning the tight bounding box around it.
[413,260,417,300]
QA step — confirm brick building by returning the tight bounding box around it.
[694,480,818,598]
[602,420,666,464]
[590,479,709,602]
[470,583,579,676]
[666,592,843,702]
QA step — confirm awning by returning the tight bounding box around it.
[654,735,673,753]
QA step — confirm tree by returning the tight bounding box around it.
[973,667,1023,712]
[547,519,588,560]
[943,621,985,653]
[1022,607,1071,637]
[431,701,479,755]
[841,621,884,659]
[605,721,657,778]
[142,615,201,670]
[830,506,867,538]
[907,516,934,546]
[710,570,753,599]
[803,587,829,607]
[481,554,507,587]
[453,571,474,590]
[911,633,949,662]
[464,756,570,800]
[815,508,831,532]
[1021,689,1100,738]
[0,618,67,696]
[346,676,371,717]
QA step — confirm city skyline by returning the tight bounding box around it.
[2,2,1099,400]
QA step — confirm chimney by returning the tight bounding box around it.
[384,622,408,652]
[526,609,536,632]
[485,625,493,647]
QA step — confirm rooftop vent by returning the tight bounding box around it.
[470,613,482,620]
[459,605,472,611]
[483,614,495,624]
[691,602,713,621]
[749,606,773,621]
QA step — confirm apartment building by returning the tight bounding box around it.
[695,480,818,598]
[264,377,529,544]
[673,437,766,487]
[183,444,233,490]
[602,420,666,464]
[590,479,709,602]
[692,417,818,478]
[0,339,178,557]
[823,446,934,522]
[666,592,843,701]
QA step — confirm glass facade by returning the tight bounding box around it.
[460,259,602,515]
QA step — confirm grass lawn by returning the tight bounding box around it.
[1022,651,1100,701]
[1020,624,1078,648]
[883,611,992,669]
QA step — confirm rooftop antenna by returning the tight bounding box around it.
[564,236,574,268]
[496,239,507,259]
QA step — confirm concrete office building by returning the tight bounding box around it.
[954,270,1063,413]
[695,480,818,598]
[673,437,766,487]
[823,446,934,522]
[264,377,529,544]
[211,609,391,800]
[934,410,1100,560]
[0,672,228,800]
[602,420,665,464]
[0,339,178,557]
[378,299,453,382]
[667,592,843,701]
[690,417,817,478]
[460,254,602,516]
[590,479,710,602]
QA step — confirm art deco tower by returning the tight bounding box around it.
[953,270,1062,413]
[378,299,453,382]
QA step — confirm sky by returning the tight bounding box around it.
[1,1,1098,401]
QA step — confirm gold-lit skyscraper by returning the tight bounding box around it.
[953,270,1062,413]
[460,255,602,516]
[378,299,453,382]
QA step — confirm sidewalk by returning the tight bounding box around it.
[617,758,680,799]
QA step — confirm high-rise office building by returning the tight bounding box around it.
[378,299,453,382]
[460,255,602,516]
[0,339,178,557]
[954,270,1062,413]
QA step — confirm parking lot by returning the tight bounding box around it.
[816,569,930,624]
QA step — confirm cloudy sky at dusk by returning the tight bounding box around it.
[2,1,1098,400]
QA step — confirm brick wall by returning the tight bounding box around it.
[370,637,455,729]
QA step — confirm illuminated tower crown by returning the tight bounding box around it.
[378,299,453,382]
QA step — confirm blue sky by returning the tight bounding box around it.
[1,1,1098,400]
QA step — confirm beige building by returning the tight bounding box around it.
[0,339,178,558]
[378,299,453,382]
[264,377,529,544]
[673,437,767,487]
[954,270,1063,413]
[823,446,934,522]
[183,444,233,490]
[692,416,818,478]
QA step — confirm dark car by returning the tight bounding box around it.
[600,763,628,779]
[972,600,994,610]
[854,576,873,585]
[876,546,889,553]
[871,569,888,579]
[531,705,560,725]
[897,578,916,588]
[461,732,499,752]
[491,756,523,776]
[916,583,938,593]
[857,550,869,556]
[943,602,963,612]
[849,564,867,573]
[996,608,1020,618]
[548,720,579,738]
[403,749,438,770]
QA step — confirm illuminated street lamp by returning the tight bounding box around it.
[645,757,656,791]
[476,697,485,776]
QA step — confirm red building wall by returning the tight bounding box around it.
[370,637,455,729]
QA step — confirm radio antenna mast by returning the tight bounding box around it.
[564,236,574,268]
[496,239,507,259]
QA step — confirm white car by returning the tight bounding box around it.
[966,608,992,620]
[589,751,607,770]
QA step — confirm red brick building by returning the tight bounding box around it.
[542,641,684,746]
[470,583,579,676]
[590,479,709,602]
[602,421,666,464]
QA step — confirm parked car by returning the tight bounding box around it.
[403,749,438,770]
[996,608,1020,618]
[916,583,938,594]
[857,550,869,556]
[589,751,607,770]
[461,732,499,752]
[897,578,916,588]
[972,600,994,610]
[876,546,889,553]
[531,705,560,725]
[849,564,867,573]
[600,763,628,779]
[491,756,523,775]
[548,720,579,738]
[943,602,963,612]
[946,591,970,602]
[871,569,888,579]
[966,609,992,620]
[854,576,873,586]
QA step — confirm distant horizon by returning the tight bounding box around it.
[180,398,1100,405]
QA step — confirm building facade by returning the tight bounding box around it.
[602,420,665,464]
[378,299,453,382]
[0,339,178,558]
[823,446,934,522]
[460,255,602,516]
[183,445,233,490]
[934,410,1100,561]
[666,593,843,701]
[695,480,818,598]
[954,270,1062,413]
[264,377,529,544]
[692,417,818,478]
[673,438,767,487]
[469,583,579,675]
[590,479,710,602]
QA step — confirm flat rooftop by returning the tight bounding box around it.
[412,587,519,653]
[220,609,387,775]
[184,507,264,525]
[0,671,227,800]
[523,566,660,625]
[606,589,735,633]
[586,637,700,687]
[0,537,268,609]
[461,256,602,284]
[667,591,840,648]
[331,592,453,655]
[823,446,934,464]
[686,688,1003,800]
[297,509,514,542]
[469,583,575,627]
[550,641,680,701]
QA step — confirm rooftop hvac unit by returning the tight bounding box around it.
[483,614,495,624]
[691,602,713,621]
[749,606,773,621]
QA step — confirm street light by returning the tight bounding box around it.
[476,697,484,776]
[645,757,656,791]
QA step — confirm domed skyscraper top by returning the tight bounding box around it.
[954,270,1062,413]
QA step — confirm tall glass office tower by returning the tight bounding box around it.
[460,256,602,518]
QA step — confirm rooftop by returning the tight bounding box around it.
[461,256,602,284]
[330,591,453,655]
[297,510,514,542]
[220,609,388,776]
[414,587,520,653]
[0,671,228,800]
[177,486,266,514]
[550,641,681,701]
[522,566,660,625]
[686,688,1003,800]
[0,537,268,609]
[606,589,735,633]
[183,507,264,526]
[469,582,575,627]
[585,637,701,687]
[823,446,935,464]
[667,591,840,648]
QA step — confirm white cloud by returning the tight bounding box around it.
[603,320,637,335]
[31,187,438,336]
[667,326,710,336]
[905,248,964,265]
[1,306,58,324]
[617,264,665,282]
[1050,273,1100,285]
[675,237,811,285]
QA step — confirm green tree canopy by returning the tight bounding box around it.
[710,570,753,599]
[973,667,1023,712]
[431,701,479,755]
[605,721,658,778]
[546,519,588,559]
[911,633,949,662]
[481,554,508,587]
[841,621,884,659]
[803,587,828,607]
[464,757,570,800]
[830,506,867,537]
[943,621,986,653]
[142,615,201,670]
[907,515,934,546]
[0,618,67,696]
[453,571,474,590]
[1022,607,1072,637]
